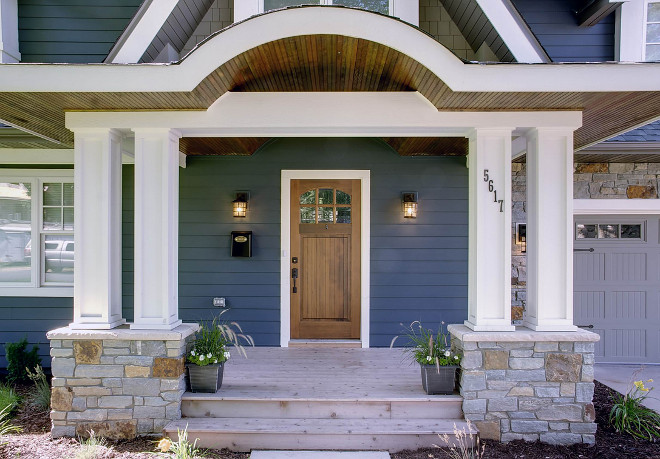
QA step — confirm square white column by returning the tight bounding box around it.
[71,129,125,329]
[131,128,182,330]
[465,129,515,332]
[524,128,577,331]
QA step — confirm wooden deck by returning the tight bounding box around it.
[166,347,473,452]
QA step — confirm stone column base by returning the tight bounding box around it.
[47,324,197,439]
[448,324,600,445]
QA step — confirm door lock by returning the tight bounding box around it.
[292,267,299,293]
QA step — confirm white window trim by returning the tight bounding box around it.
[280,170,370,348]
[574,198,660,214]
[644,0,660,61]
[0,169,74,297]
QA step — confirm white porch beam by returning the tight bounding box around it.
[131,128,182,330]
[234,0,260,22]
[465,128,515,332]
[0,0,20,62]
[524,128,577,332]
[391,1,419,26]
[70,129,125,329]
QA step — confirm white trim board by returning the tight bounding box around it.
[280,170,371,348]
[574,199,660,215]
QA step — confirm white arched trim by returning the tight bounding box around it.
[0,7,659,94]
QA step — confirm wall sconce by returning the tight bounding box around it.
[402,192,418,219]
[233,192,249,218]
[516,223,526,253]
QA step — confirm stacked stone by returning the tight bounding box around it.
[49,325,196,440]
[448,325,599,446]
[573,163,660,199]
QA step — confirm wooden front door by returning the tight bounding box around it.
[290,179,361,339]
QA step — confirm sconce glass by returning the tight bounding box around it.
[402,192,418,219]
[233,192,249,218]
[517,223,526,253]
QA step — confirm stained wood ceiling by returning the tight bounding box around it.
[1,34,659,154]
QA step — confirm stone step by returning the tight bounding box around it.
[164,417,476,452]
[181,394,464,420]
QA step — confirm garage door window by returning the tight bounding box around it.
[576,222,643,240]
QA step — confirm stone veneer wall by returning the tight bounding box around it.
[449,325,599,445]
[510,162,659,324]
[48,325,197,439]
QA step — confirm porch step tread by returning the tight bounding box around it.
[166,417,474,434]
[182,393,463,402]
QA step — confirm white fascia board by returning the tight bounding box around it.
[107,0,180,64]
[65,92,583,135]
[574,199,660,214]
[0,8,659,93]
[475,0,549,63]
[0,148,73,163]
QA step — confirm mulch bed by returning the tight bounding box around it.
[1,380,658,458]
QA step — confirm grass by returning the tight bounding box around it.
[156,425,206,458]
[436,420,484,459]
[609,378,660,441]
[0,405,22,444]
[0,383,20,415]
[26,365,50,411]
[75,430,112,459]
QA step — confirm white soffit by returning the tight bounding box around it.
[0,7,659,93]
[475,0,549,63]
[106,0,180,64]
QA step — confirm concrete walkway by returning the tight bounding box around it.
[595,364,660,413]
[250,452,391,459]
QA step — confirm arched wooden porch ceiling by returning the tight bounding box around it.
[0,34,659,151]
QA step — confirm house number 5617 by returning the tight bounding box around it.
[483,169,504,212]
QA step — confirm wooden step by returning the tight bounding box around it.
[288,340,362,348]
[181,394,464,420]
[164,417,476,452]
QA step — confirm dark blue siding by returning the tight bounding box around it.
[18,0,142,63]
[512,0,615,62]
[175,138,468,347]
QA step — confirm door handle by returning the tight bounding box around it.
[574,248,594,252]
[577,324,594,329]
[292,268,298,293]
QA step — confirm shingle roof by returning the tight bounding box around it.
[607,120,660,143]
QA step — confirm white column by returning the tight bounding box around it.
[0,0,20,63]
[131,128,182,330]
[71,129,125,329]
[615,0,644,62]
[465,129,515,332]
[391,1,419,26]
[234,0,260,22]
[524,128,577,331]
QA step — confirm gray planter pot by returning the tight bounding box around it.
[420,364,458,395]
[187,363,224,393]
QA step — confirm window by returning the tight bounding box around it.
[646,1,660,61]
[300,187,352,224]
[263,0,389,14]
[575,222,644,240]
[0,170,74,296]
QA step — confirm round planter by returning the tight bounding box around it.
[187,362,224,393]
[420,364,458,395]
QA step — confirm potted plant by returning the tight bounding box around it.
[186,312,254,393]
[393,321,462,395]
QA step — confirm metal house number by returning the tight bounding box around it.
[483,169,504,212]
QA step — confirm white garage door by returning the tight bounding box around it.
[573,215,660,364]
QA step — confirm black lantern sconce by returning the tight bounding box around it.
[402,192,418,219]
[233,192,249,218]
[516,223,526,253]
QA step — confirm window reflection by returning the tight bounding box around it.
[0,183,32,283]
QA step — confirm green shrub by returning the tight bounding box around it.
[26,365,50,411]
[609,378,660,441]
[4,338,41,384]
[0,384,20,415]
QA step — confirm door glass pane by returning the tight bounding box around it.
[333,0,388,14]
[43,207,62,231]
[649,3,660,22]
[336,207,351,223]
[43,183,62,206]
[0,182,32,283]
[336,190,351,204]
[63,183,74,206]
[647,23,660,43]
[576,224,597,239]
[264,0,320,11]
[300,206,316,224]
[318,189,333,205]
[300,189,316,205]
[598,224,619,239]
[43,235,74,284]
[647,44,660,61]
[318,207,334,223]
[63,208,74,231]
[621,224,642,239]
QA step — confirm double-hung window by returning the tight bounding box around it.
[0,170,74,296]
[263,0,390,15]
[646,1,660,61]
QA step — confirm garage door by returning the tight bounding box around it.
[573,216,660,363]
